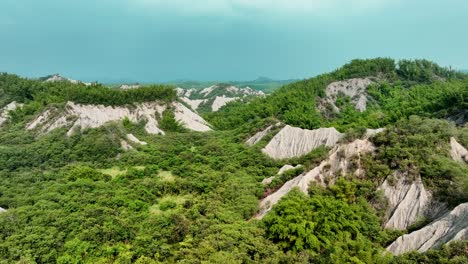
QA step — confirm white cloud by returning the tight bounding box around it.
[132,0,391,16]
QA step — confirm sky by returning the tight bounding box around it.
[0,0,467,82]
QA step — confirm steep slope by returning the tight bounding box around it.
[256,138,374,219]
[387,203,468,255]
[450,137,468,163]
[246,123,281,146]
[262,125,343,159]
[380,172,445,230]
[261,164,303,185]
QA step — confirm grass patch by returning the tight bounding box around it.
[149,195,191,215]
[158,171,176,182]
[99,166,146,178]
[99,167,127,178]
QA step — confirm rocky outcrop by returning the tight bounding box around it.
[262,125,343,159]
[246,123,281,146]
[278,164,302,175]
[0,102,23,126]
[380,172,445,230]
[211,95,239,111]
[126,134,147,145]
[27,101,211,136]
[261,164,302,185]
[180,97,207,110]
[256,139,374,219]
[387,203,468,255]
[121,140,134,151]
[120,84,140,90]
[44,74,92,86]
[173,102,211,132]
[325,78,372,112]
[365,128,385,137]
[450,137,468,163]
[200,85,217,97]
[177,85,264,112]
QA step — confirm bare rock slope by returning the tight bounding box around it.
[387,203,468,255]
[450,137,468,163]
[27,101,211,136]
[262,125,343,159]
[261,164,302,185]
[256,139,374,219]
[324,78,373,112]
[246,123,281,146]
[0,102,23,126]
[44,74,92,86]
[380,172,445,230]
[177,85,265,112]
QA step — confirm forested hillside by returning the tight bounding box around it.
[206,58,467,131]
[0,59,467,263]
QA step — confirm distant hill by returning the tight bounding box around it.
[166,77,297,93]
[39,74,93,86]
[177,84,265,112]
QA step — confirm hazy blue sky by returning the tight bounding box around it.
[0,0,467,82]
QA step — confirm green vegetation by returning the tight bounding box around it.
[263,180,393,263]
[0,73,176,108]
[366,116,468,205]
[0,58,467,263]
[393,240,468,263]
[206,58,466,132]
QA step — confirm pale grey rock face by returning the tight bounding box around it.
[387,203,468,255]
[246,123,282,146]
[261,176,275,185]
[325,78,373,112]
[380,172,445,230]
[177,85,264,112]
[119,84,140,90]
[256,139,374,219]
[172,102,211,132]
[211,95,239,112]
[277,164,302,175]
[247,125,274,146]
[0,102,23,126]
[180,97,207,110]
[45,74,92,86]
[120,140,134,151]
[27,101,211,135]
[450,137,468,163]
[261,164,302,185]
[126,134,147,145]
[262,125,343,159]
[365,128,385,137]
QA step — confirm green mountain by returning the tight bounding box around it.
[0,58,466,263]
